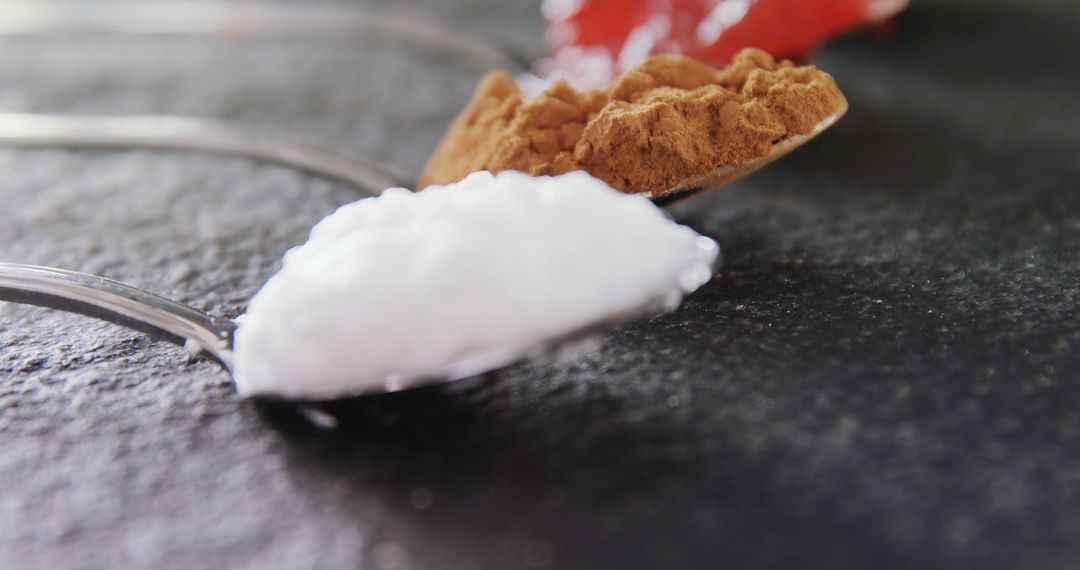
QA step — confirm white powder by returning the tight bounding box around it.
[232,170,719,400]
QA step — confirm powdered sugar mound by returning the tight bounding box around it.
[233,170,719,399]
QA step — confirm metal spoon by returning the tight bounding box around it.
[0,102,847,202]
[0,112,409,195]
[0,260,705,402]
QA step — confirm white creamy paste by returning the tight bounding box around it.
[232,170,719,399]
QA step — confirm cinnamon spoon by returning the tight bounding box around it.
[0,102,846,202]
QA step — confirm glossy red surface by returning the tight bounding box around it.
[542,0,907,84]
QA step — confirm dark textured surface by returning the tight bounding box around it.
[1,1,1079,568]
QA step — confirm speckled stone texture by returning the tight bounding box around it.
[0,0,1078,568]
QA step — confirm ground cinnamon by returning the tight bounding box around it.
[419,48,846,196]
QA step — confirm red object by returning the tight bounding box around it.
[540,0,908,87]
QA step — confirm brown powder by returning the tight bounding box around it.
[419,48,846,196]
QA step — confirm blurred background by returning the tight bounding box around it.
[0,1,1078,569]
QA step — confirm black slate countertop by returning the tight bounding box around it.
[1,0,1078,568]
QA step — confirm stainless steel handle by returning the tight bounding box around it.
[0,0,528,72]
[0,113,408,195]
[0,262,235,368]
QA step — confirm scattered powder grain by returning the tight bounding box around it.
[419,48,846,196]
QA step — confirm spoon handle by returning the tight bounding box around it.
[0,1,528,72]
[0,262,235,368]
[0,113,408,195]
